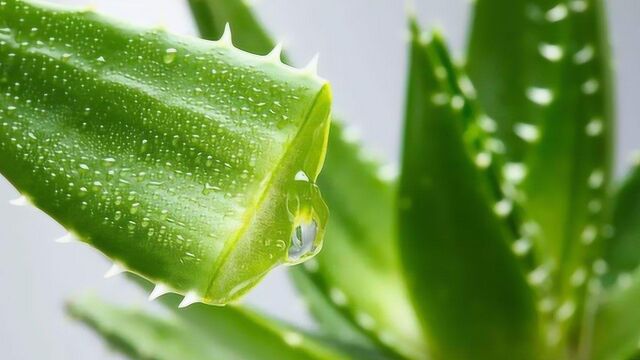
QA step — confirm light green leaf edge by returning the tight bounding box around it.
[591,165,640,359]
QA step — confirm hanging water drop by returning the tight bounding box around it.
[283,177,328,264]
[288,219,318,262]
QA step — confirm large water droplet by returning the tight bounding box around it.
[288,219,318,262]
[284,175,328,264]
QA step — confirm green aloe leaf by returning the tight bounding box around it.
[185,1,425,357]
[288,267,377,353]
[468,0,613,318]
[602,164,640,285]
[0,0,332,305]
[467,0,614,352]
[68,293,352,360]
[591,273,640,360]
[591,163,640,359]
[398,22,539,359]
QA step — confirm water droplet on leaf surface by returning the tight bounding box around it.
[163,48,177,64]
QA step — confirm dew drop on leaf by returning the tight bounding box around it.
[163,48,177,64]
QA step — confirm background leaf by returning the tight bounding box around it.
[0,0,331,305]
[592,165,640,359]
[603,164,640,284]
[398,23,539,359]
[467,0,614,351]
[68,292,353,360]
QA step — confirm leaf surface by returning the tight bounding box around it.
[398,23,539,359]
[0,0,331,305]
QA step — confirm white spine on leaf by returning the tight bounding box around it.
[266,43,283,63]
[219,23,233,47]
[302,53,319,76]
[103,263,126,279]
[9,195,29,207]
[178,291,200,308]
[148,284,170,301]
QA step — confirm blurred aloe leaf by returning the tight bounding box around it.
[591,163,640,359]
[398,22,539,359]
[603,165,640,284]
[0,0,332,305]
[288,267,377,352]
[185,0,425,357]
[68,293,353,360]
[591,271,640,360]
[468,0,614,327]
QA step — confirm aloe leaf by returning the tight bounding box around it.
[591,271,640,360]
[602,164,640,285]
[68,294,236,360]
[590,164,640,359]
[68,293,351,360]
[467,0,614,349]
[398,23,539,359]
[467,0,614,272]
[288,267,377,352]
[185,1,425,357]
[0,0,332,305]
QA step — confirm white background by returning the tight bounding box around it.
[1,0,638,358]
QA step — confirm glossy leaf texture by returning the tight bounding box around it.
[398,22,539,359]
[68,292,352,360]
[0,0,332,305]
[467,0,614,351]
[185,0,425,357]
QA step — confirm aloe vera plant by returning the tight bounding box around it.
[3,0,640,359]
